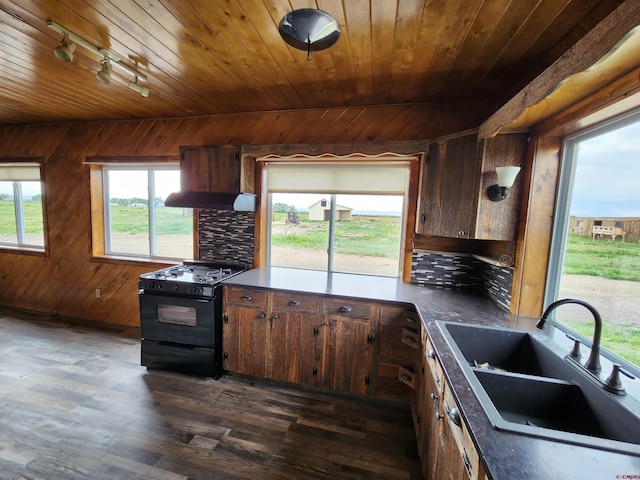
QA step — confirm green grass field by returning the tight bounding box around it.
[564,234,640,281]
[271,211,401,257]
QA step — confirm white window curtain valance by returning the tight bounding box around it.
[265,162,411,194]
[0,164,41,181]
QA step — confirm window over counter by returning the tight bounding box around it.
[263,160,412,277]
[89,161,193,261]
[0,162,45,252]
[546,109,640,373]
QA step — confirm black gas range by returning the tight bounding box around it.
[138,260,248,378]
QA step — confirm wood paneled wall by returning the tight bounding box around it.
[0,103,486,325]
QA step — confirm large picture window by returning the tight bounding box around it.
[0,163,45,251]
[264,161,411,277]
[546,110,640,373]
[102,166,193,259]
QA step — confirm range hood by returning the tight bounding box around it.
[164,192,257,211]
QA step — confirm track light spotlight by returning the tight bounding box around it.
[128,78,150,98]
[53,32,76,63]
[96,56,112,84]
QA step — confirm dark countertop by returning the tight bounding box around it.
[223,267,640,479]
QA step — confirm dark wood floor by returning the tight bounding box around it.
[0,307,422,480]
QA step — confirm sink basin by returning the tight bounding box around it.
[438,321,640,456]
[442,322,573,379]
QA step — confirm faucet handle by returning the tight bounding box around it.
[565,334,582,361]
[604,364,635,395]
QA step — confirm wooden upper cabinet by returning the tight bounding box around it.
[417,132,481,239]
[179,145,254,193]
[417,131,527,241]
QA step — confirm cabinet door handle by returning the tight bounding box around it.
[427,349,435,359]
[446,404,462,428]
[288,300,300,306]
[338,306,352,313]
[401,373,413,382]
[272,314,279,320]
[258,312,266,319]
[241,295,252,301]
[404,335,417,343]
[430,392,439,401]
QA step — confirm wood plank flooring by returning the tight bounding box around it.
[0,307,422,479]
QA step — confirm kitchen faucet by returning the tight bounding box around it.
[536,298,601,373]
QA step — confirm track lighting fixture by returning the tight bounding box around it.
[96,55,112,84]
[54,32,76,63]
[47,20,149,96]
[128,77,150,97]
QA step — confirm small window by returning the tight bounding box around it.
[0,163,45,251]
[99,165,193,260]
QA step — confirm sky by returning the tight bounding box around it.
[570,119,640,217]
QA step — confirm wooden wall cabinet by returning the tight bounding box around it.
[179,145,254,193]
[417,132,527,241]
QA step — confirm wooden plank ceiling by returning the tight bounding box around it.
[0,0,623,126]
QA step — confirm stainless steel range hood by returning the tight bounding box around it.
[164,192,257,211]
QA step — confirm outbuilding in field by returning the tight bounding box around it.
[308,198,352,221]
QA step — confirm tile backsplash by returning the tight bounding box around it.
[411,251,513,309]
[198,210,255,264]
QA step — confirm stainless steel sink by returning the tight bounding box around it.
[438,321,640,455]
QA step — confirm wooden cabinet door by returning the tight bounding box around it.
[180,145,244,193]
[268,310,317,384]
[317,315,373,395]
[417,133,481,238]
[225,305,269,377]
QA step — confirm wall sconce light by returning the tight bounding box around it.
[487,166,521,202]
[96,55,112,84]
[47,20,150,97]
[54,32,76,63]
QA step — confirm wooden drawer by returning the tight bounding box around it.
[380,305,420,327]
[443,381,481,480]
[398,365,416,389]
[272,291,320,313]
[224,286,269,308]
[401,327,420,350]
[424,334,445,395]
[323,297,372,319]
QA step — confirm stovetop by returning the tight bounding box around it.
[139,260,248,297]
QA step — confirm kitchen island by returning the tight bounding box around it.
[223,267,640,479]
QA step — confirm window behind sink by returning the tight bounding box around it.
[546,109,640,374]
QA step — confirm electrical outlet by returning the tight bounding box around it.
[95,288,101,298]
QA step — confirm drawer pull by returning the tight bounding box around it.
[446,404,462,428]
[241,295,252,301]
[272,314,279,320]
[404,316,416,323]
[430,392,439,401]
[338,306,352,313]
[258,312,266,319]
[404,335,417,343]
[427,349,435,359]
[401,373,413,382]
[288,300,300,306]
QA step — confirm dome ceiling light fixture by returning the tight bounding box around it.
[278,8,340,61]
[47,19,150,97]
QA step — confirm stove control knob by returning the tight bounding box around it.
[153,282,163,290]
[171,284,180,292]
[189,286,203,295]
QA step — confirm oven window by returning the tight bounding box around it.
[157,305,197,326]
